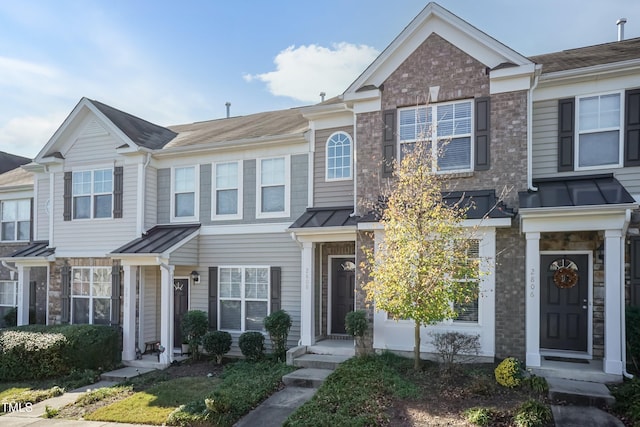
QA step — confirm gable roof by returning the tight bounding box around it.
[529,37,640,74]
[90,100,177,150]
[0,151,31,174]
[344,2,532,95]
[166,107,308,149]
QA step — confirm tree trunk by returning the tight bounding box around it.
[414,320,421,370]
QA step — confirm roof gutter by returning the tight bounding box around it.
[154,133,307,157]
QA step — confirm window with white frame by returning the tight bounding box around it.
[172,166,197,220]
[1,199,30,241]
[257,157,289,217]
[73,169,113,219]
[399,100,472,172]
[577,92,622,168]
[71,267,111,325]
[326,132,352,180]
[213,161,242,219]
[453,239,480,323]
[0,281,17,307]
[219,266,269,332]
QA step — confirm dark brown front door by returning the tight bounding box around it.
[540,254,588,352]
[331,258,355,334]
[173,278,189,348]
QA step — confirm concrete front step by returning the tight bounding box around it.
[282,368,333,388]
[100,366,156,382]
[547,377,616,408]
[293,354,351,370]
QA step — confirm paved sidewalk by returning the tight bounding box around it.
[233,386,317,427]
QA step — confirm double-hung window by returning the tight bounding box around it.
[576,92,622,169]
[71,267,111,325]
[73,169,113,219]
[213,161,242,219]
[452,239,480,323]
[326,132,352,180]
[399,100,472,172]
[218,266,269,332]
[1,199,30,241]
[172,166,198,221]
[257,156,289,218]
[0,281,17,307]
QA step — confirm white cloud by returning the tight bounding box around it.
[0,113,66,159]
[244,42,379,103]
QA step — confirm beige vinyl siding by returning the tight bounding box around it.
[145,167,157,230]
[192,233,301,347]
[36,175,50,240]
[170,238,198,266]
[142,266,159,344]
[532,99,640,193]
[314,127,354,207]
[52,164,138,254]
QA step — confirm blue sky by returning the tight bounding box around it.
[0,0,638,159]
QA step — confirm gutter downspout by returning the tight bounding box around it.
[289,232,305,346]
[622,209,634,379]
[345,104,357,216]
[527,67,541,191]
[137,153,152,236]
[2,260,18,276]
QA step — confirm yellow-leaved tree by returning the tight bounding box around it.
[362,139,484,370]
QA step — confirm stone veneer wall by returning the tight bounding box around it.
[355,33,529,358]
[540,231,604,358]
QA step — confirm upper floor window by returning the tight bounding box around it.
[326,132,352,180]
[257,156,289,218]
[399,100,472,172]
[71,267,111,325]
[213,161,242,220]
[1,199,30,241]
[577,92,622,169]
[73,169,113,219]
[172,166,198,221]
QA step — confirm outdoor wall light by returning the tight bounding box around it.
[191,270,200,284]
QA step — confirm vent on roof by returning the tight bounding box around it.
[617,18,627,41]
[320,92,326,102]
[225,102,231,118]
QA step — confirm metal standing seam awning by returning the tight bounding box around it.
[2,241,55,261]
[111,224,201,256]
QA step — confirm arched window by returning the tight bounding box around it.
[326,132,352,180]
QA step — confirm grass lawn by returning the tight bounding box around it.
[84,377,217,425]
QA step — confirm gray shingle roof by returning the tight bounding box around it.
[90,99,177,150]
[0,167,33,188]
[112,224,200,254]
[290,207,358,229]
[529,37,640,74]
[0,151,30,174]
[519,175,636,209]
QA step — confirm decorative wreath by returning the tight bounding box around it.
[553,267,578,289]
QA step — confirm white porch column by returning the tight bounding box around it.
[16,265,30,326]
[122,265,137,361]
[159,263,175,365]
[604,229,623,375]
[300,242,315,346]
[525,232,541,367]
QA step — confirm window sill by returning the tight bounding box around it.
[437,171,474,178]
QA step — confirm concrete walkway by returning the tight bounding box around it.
[233,387,317,427]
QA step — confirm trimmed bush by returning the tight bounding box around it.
[3,307,17,327]
[181,310,209,360]
[0,324,120,381]
[238,332,265,361]
[495,357,523,388]
[627,306,640,374]
[203,331,232,364]
[264,310,292,361]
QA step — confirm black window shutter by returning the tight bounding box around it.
[208,267,218,329]
[558,98,575,172]
[382,109,396,178]
[624,89,640,167]
[113,166,124,218]
[474,97,491,170]
[270,267,281,313]
[61,263,71,323]
[111,263,122,326]
[63,172,72,221]
[631,237,640,307]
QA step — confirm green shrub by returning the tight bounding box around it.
[627,306,640,374]
[513,399,551,427]
[263,310,292,361]
[238,332,265,361]
[0,325,120,381]
[524,375,548,394]
[464,407,495,426]
[181,310,208,360]
[345,310,368,337]
[495,357,523,388]
[612,377,640,423]
[3,307,17,327]
[202,331,232,364]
